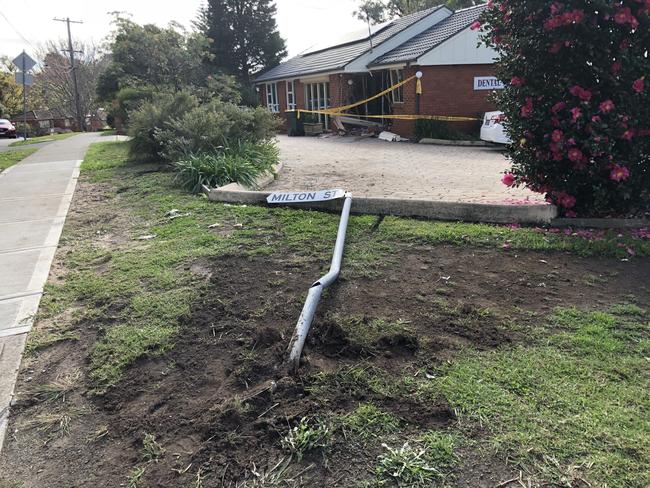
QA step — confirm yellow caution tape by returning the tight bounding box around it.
[292,109,480,122]
[285,74,479,122]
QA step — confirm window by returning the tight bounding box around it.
[266,82,279,113]
[304,82,330,125]
[390,69,404,103]
[286,80,296,110]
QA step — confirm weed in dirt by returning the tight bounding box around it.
[423,307,650,487]
[419,431,457,472]
[29,369,82,403]
[142,433,165,462]
[281,418,332,461]
[123,466,146,488]
[609,302,647,317]
[89,323,178,394]
[307,364,406,400]
[24,326,80,356]
[23,409,84,439]
[376,442,441,487]
[339,403,401,441]
[379,216,650,257]
[332,315,417,354]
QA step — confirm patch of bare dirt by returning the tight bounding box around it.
[1,244,648,487]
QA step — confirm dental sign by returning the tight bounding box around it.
[474,76,504,91]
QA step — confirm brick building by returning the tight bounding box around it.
[254,4,500,139]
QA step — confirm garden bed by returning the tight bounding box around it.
[0,141,648,487]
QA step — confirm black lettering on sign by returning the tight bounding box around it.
[270,193,284,202]
[323,191,332,199]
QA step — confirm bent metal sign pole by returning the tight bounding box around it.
[266,189,352,369]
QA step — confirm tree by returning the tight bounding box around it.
[477,1,649,217]
[195,0,287,84]
[355,0,481,24]
[30,41,109,128]
[97,15,213,102]
[0,57,23,118]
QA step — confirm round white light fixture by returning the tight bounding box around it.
[416,71,423,79]
[347,79,354,86]
[255,86,260,92]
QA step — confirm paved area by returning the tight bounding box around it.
[269,135,544,204]
[0,133,102,450]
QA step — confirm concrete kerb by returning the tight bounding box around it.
[208,162,283,193]
[208,188,558,225]
[419,138,493,147]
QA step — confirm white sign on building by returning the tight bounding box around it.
[473,76,504,91]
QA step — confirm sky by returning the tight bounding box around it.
[0,0,368,62]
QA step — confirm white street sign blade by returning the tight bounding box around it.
[12,52,37,72]
[14,72,34,86]
[267,189,345,204]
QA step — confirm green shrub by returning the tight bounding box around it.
[156,101,279,161]
[414,119,480,141]
[173,140,278,193]
[127,91,198,162]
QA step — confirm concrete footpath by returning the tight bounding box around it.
[0,133,102,450]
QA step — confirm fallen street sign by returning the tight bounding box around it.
[266,189,345,204]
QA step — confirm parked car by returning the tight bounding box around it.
[480,111,512,144]
[0,119,17,138]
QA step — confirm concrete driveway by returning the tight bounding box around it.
[269,135,544,204]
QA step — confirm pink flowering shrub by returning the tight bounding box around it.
[478,0,649,217]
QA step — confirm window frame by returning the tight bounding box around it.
[266,82,279,113]
[390,69,404,104]
[286,80,296,111]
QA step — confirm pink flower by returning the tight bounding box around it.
[510,76,525,87]
[615,7,632,24]
[591,115,601,123]
[520,97,534,117]
[632,78,645,93]
[568,148,583,162]
[470,20,481,30]
[570,107,582,122]
[621,129,634,141]
[610,164,630,182]
[501,172,516,186]
[551,129,563,142]
[599,100,615,113]
[551,101,566,114]
[556,192,577,209]
[569,85,592,101]
[611,62,621,75]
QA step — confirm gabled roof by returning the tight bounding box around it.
[370,4,487,66]
[254,5,446,83]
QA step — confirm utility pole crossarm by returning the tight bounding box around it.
[53,17,84,132]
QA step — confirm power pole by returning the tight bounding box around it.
[54,17,84,131]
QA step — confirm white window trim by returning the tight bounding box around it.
[286,80,296,111]
[390,69,404,104]
[266,82,279,113]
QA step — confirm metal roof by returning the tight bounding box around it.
[370,4,487,66]
[254,5,446,83]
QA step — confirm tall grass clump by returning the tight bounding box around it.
[173,140,278,193]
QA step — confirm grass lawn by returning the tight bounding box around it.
[0,147,37,172]
[8,132,78,147]
[0,140,648,487]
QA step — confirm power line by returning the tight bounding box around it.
[0,11,37,51]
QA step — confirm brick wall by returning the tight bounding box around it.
[392,64,498,138]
